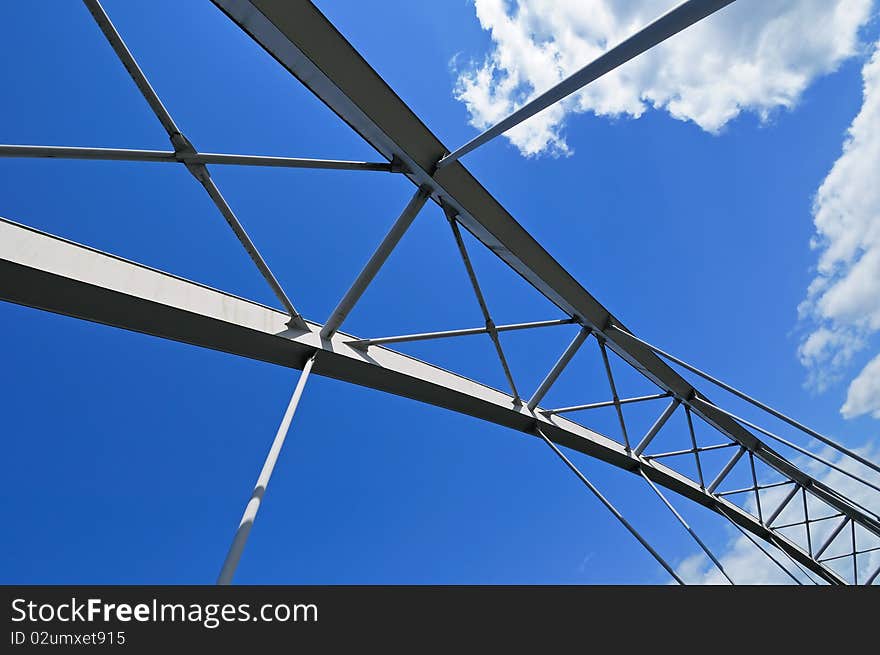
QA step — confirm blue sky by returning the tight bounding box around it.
[1,1,878,584]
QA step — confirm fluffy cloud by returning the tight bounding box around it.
[842,354,880,419]
[454,0,873,156]
[681,443,880,584]
[800,40,880,419]
[454,1,880,417]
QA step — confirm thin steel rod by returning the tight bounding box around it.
[217,355,316,585]
[717,479,793,497]
[597,338,630,449]
[802,487,813,556]
[716,507,804,585]
[0,144,396,171]
[749,451,763,524]
[819,545,880,564]
[445,208,521,401]
[437,0,735,168]
[685,406,705,488]
[535,427,685,585]
[0,144,177,162]
[545,391,671,416]
[751,511,824,585]
[347,318,573,348]
[813,517,850,560]
[633,398,681,456]
[820,482,880,524]
[609,324,880,477]
[645,441,737,460]
[851,520,858,584]
[638,468,734,584]
[443,207,493,319]
[769,510,834,585]
[527,328,590,410]
[777,546,823,585]
[82,0,180,135]
[83,0,305,327]
[766,484,801,527]
[190,152,393,171]
[775,513,844,530]
[700,401,880,497]
[321,187,430,339]
[197,173,305,327]
[706,446,745,494]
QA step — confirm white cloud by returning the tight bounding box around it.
[842,354,880,418]
[454,1,880,417]
[800,39,880,419]
[454,0,873,156]
[797,326,865,392]
[682,443,880,584]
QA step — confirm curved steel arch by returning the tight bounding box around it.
[211,0,880,580]
[1,0,878,584]
[2,215,875,585]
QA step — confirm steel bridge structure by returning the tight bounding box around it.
[2,0,879,585]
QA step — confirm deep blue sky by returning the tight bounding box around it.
[0,1,877,583]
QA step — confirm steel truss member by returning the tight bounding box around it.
[0,0,877,584]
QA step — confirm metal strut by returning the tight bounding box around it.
[695,399,880,500]
[535,426,685,585]
[5,1,873,586]
[527,328,590,411]
[609,324,880,478]
[345,318,574,349]
[633,398,681,456]
[443,204,522,402]
[0,216,859,584]
[638,468,734,584]
[716,508,806,585]
[596,337,631,449]
[321,187,430,339]
[0,144,399,172]
[82,0,307,328]
[437,0,736,168]
[217,355,316,585]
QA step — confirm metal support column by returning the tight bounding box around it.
[321,187,430,339]
[596,337,631,449]
[443,204,522,402]
[217,355,316,585]
[766,484,801,527]
[82,0,306,328]
[536,427,685,585]
[633,398,681,456]
[717,507,804,585]
[638,468,734,584]
[706,446,745,494]
[813,517,849,560]
[611,325,880,477]
[527,328,590,411]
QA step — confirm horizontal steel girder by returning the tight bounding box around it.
[0,216,853,584]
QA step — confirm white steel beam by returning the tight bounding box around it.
[217,355,316,585]
[0,216,855,584]
[320,187,430,339]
